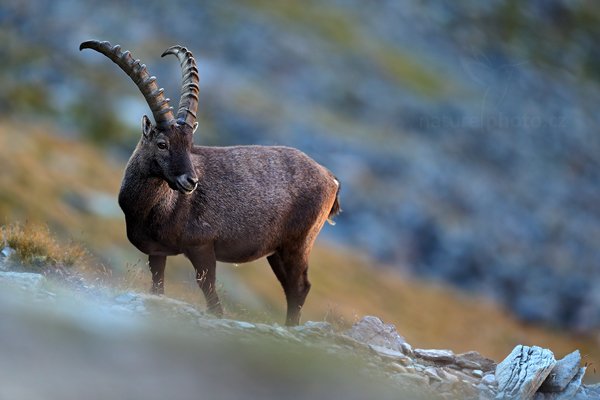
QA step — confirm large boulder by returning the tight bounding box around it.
[495,345,556,399]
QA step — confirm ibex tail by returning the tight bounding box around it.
[327,178,341,226]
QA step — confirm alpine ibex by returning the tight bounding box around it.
[80,40,340,325]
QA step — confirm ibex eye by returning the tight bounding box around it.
[157,142,168,150]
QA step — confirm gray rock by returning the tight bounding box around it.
[477,382,496,399]
[539,350,581,393]
[442,370,460,385]
[535,367,585,400]
[456,351,497,372]
[389,362,407,373]
[368,344,412,365]
[472,369,483,378]
[575,383,600,400]
[414,348,455,364]
[229,321,255,329]
[0,271,45,290]
[424,367,443,382]
[401,342,414,357]
[344,316,406,351]
[495,345,556,400]
[254,323,274,333]
[1,246,15,258]
[451,369,481,384]
[272,326,301,342]
[482,373,497,387]
[113,292,203,319]
[294,320,334,335]
[458,358,483,370]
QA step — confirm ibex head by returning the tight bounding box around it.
[80,41,200,194]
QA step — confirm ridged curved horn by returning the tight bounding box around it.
[161,45,199,129]
[79,40,176,130]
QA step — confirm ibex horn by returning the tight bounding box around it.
[161,45,199,129]
[79,40,176,130]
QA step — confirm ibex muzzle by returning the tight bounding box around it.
[80,40,341,326]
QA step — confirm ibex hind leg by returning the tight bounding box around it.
[268,249,311,326]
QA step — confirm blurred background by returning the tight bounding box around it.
[1,0,599,378]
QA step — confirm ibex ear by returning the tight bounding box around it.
[192,122,199,134]
[141,115,153,138]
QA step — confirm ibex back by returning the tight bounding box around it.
[80,40,340,325]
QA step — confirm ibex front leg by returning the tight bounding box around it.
[186,246,223,317]
[148,255,166,295]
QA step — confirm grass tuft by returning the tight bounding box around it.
[1,223,86,269]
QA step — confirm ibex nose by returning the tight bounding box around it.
[176,174,198,194]
[187,175,199,187]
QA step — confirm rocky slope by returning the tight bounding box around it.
[0,252,597,400]
[1,0,599,331]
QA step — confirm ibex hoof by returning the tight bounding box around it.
[150,286,164,295]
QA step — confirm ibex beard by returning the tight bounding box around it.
[80,40,341,326]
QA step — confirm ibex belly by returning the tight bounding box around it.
[213,237,275,264]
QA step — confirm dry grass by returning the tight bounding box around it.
[0,120,127,259]
[1,222,86,268]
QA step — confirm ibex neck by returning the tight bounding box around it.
[118,154,175,219]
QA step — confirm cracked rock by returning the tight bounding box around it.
[495,345,556,400]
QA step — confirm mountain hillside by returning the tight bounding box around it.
[0,121,598,383]
[1,0,599,330]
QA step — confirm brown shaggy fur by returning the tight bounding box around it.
[119,119,340,325]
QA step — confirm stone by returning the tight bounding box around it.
[344,316,406,351]
[368,344,410,362]
[477,382,496,400]
[451,369,481,384]
[442,370,460,386]
[472,369,483,378]
[495,345,556,400]
[401,342,414,357]
[458,359,483,370]
[539,350,581,393]
[456,351,497,372]
[0,271,45,290]
[254,323,275,333]
[424,367,443,382]
[389,362,407,373]
[230,321,255,329]
[576,383,600,399]
[1,246,15,258]
[272,326,301,342]
[293,321,333,335]
[414,348,455,364]
[535,367,586,400]
[482,373,497,387]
